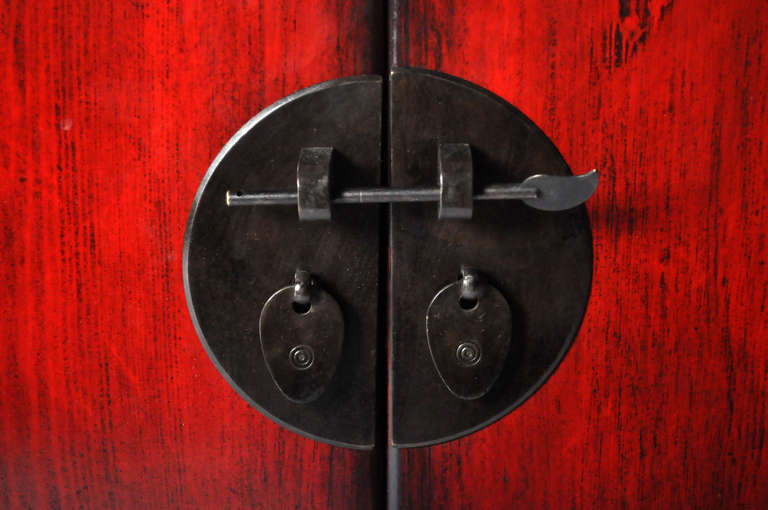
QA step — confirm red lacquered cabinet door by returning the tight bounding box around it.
[391,0,768,509]
[1,1,385,508]
[3,0,768,508]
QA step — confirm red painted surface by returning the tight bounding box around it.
[0,1,384,508]
[394,0,768,508]
[4,0,767,507]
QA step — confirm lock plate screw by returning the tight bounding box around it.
[456,341,481,366]
[289,345,315,370]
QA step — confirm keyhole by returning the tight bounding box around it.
[459,296,478,311]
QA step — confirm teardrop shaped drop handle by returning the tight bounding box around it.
[426,269,512,400]
[259,270,344,404]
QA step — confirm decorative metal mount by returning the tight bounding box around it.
[183,68,596,450]
[387,67,594,447]
[184,75,382,450]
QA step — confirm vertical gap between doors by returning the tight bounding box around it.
[371,1,396,509]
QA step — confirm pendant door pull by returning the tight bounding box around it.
[259,270,344,404]
[426,268,513,400]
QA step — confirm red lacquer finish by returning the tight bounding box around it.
[0,1,384,508]
[394,0,768,508]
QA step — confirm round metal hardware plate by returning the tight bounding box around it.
[185,68,594,449]
[183,76,382,449]
[389,67,594,446]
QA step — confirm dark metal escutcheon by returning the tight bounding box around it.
[426,270,512,400]
[389,67,594,447]
[185,68,596,449]
[259,273,343,403]
[184,75,381,449]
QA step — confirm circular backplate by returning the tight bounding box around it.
[183,76,382,449]
[388,68,593,446]
[185,68,593,449]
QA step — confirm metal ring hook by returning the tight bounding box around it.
[293,269,312,306]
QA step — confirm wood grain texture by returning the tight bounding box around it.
[393,0,768,508]
[0,0,384,508]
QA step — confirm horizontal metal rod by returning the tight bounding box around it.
[475,185,540,200]
[336,187,438,203]
[226,185,539,207]
[226,191,297,205]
